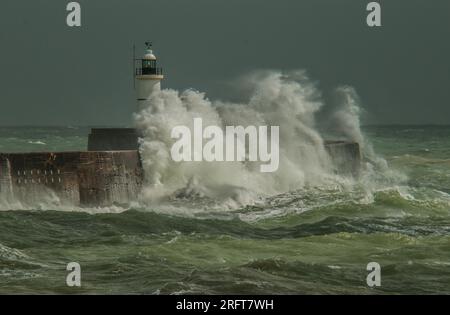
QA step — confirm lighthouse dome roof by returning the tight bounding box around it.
[143,49,157,60]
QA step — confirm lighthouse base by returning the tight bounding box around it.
[88,128,141,151]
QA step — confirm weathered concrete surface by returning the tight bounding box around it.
[0,151,143,207]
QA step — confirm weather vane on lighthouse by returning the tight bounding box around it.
[134,41,164,111]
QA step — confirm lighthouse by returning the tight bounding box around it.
[135,42,164,110]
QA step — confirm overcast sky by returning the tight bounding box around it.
[0,0,449,126]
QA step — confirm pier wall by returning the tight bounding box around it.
[324,141,361,176]
[0,151,143,207]
[0,128,362,207]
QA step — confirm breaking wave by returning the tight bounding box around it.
[0,70,404,214]
[134,70,398,211]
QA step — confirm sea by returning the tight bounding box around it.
[0,125,449,294]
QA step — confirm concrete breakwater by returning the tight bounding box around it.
[0,129,360,207]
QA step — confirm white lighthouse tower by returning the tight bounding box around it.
[135,42,164,110]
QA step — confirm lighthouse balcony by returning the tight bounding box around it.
[135,67,163,76]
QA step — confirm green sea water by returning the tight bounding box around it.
[0,125,449,294]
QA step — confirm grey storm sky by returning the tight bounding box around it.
[0,0,449,126]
